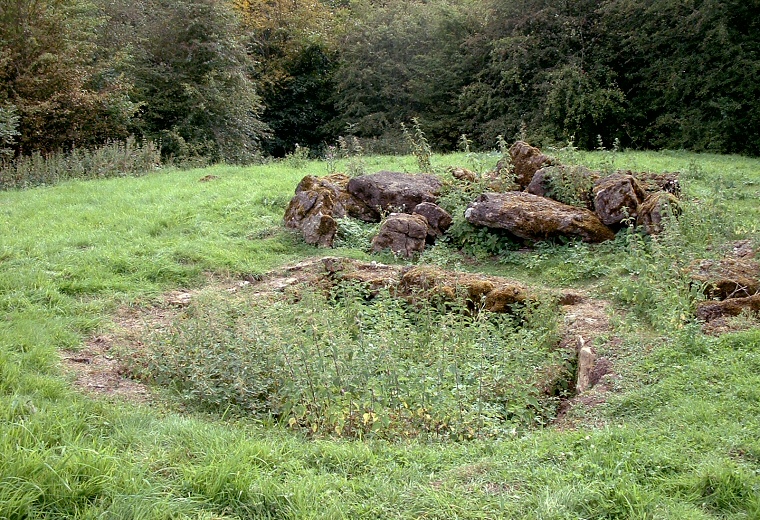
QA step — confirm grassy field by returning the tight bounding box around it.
[1,150,759,519]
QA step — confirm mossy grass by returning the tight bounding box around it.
[1,150,759,518]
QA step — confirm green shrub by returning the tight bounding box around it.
[541,165,596,208]
[129,285,566,440]
[437,175,519,259]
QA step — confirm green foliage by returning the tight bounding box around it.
[0,0,137,153]
[0,137,160,190]
[258,43,339,157]
[402,118,433,173]
[331,0,476,150]
[337,134,367,177]
[0,104,19,158]
[334,218,379,250]
[283,143,310,169]
[130,0,268,164]
[438,176,517,259]
[543,165,596,208]
[131,285,565,439]
[0,151,759,519]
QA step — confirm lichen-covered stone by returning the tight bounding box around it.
[284,173,375,247]
[509,141,553,189]
[412,202,452,239]
[636,191,680,235]
[465,192,615,243]
[593,173,647,226]
[449,167,477,182]
[347,171,442,217]
[696,294,760,322]
[629,171,681,196]
[688,257,760,300]
[370,213,429,258]
[399,265,530,312]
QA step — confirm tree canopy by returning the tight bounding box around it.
[1,0,758,159]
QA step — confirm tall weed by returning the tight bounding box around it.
[402,118,433,173]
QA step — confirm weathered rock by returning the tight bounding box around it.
[465,192,616,243]
[284,176,343,246]
[320,257,402,294]
[449,167,477,183]
[284,175,342,226]
[371,213,429,258]
[730,240,756,259]
[413,202,452,239]
[636,191,681,235]
[509,141,553,189]
[525,167,551,198]
[696,294,760,322]
[284,174,376,246]
[347,171,442,218]
[688,257,760,300]
[301,173,377,222]
[631,171,681,196]
[593,173,647,226]
[399,265,530,312]
[301,213,338,247]
[575,339,596,394]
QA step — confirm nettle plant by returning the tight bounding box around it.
[402,118,432,173]
[131,283,568,440]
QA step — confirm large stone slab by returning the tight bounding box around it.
[465,192,615,243]
[347,171,442,219]
[284,174,376,246]
[689,257,760,300]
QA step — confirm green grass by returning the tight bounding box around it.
[1,151,759,518]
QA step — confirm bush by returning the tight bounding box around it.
[129,285,567,440]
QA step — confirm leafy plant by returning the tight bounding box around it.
[334,218,379,250]
[595,134,621,175]
[0,137,160,190]
[544,165,596,208]
[284,143,310,169]
[338,134,366,177]
[0,105,19,158]
[402,118,433,173]
[131,284,565,440]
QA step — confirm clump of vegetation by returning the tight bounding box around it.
[543,165,596,208]
[0,137,160,190]
[0,105,19,159]
[284,144,310,169]
[129,285,566,440]
[334,218,379,250]
[337,134,367,177]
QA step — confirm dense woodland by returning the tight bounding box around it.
[1,0,758,162]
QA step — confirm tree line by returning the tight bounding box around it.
[1,0,758,162]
